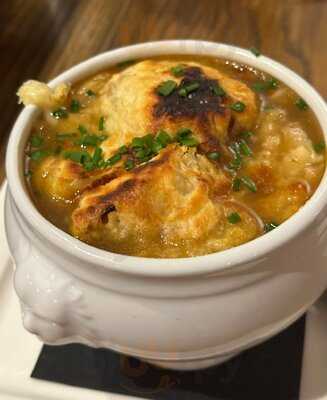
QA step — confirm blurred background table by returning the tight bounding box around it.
[1,0,326,184]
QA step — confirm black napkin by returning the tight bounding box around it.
[32,316,305,400]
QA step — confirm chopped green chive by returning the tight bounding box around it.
[135,153,152,163]
[107,153,121,166]
[51,107,68,119]
[83,161,97,172]
[230,142,241,156]
[135,148,147,159]
[138,134,157,153]
[175,128,198,147]
[230,101,246,112]
[30,150,49,161]
[241,176,257,193]
[68,144,126,171]
[92,147,103,165]
[313,141,325,153]
[70,99,81,113]
[81,153,93,165]
[252,78,278,93]
[131,137,146,149]
[76,135,96,146]
[76,123,107,147]
[232,175,257,192]
[151,140,164,153]
[76,134,106,147]
[97,159,107,169]
[178,88,187,97]
[239,139,253,156]
[78,125,88,135]
[252,82,267,92]
[295,98,309,110]
[170,64,185,77]
[83,161,96,171]
[207,151,220,161]
[143,134,155,148]
[176,128,192,138]
[130,138,152,157]
[118,145,128,155]
[63,150,91,164]
[85,89,95,97]
[232,178,241,191]
[240,131,254,140]
[211,83,226,97]
[124,159,135,171]
[117,60,135,68]
[178,82,200,97]
[264,222,279,232]
[178,136,199,147]
[268,78,279,89]
[229,142,242,170]
[57,126,204,173]
[157,80,177,96]
[98,116,105,131]
[30,135,43,147]
[250,47,261,57]
[186,82,200,92]
[156,130,172,147]
[227,212,241,224]
[80,152,92,164]
[229,158,242,170]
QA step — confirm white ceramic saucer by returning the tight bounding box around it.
[0,182,326,400]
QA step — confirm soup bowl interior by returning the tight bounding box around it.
[5,40,327,277]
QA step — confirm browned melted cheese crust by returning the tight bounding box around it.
[21,57,325,258]
[71,146,260,257]
[99,60,258,157]
[154,67,227,118]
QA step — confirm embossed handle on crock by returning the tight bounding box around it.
[5,190,93,344]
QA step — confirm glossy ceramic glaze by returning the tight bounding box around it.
[5,41,327,370]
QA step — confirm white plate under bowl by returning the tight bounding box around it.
[0,182,326,400]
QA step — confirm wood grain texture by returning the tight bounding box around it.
[1,0,326,184]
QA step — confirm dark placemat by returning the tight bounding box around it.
[32,316,306,400]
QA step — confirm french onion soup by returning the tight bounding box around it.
[18,56,325,258]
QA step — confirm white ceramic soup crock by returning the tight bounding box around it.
[5,41,327,371]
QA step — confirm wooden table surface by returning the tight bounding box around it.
[1,0,326,184]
